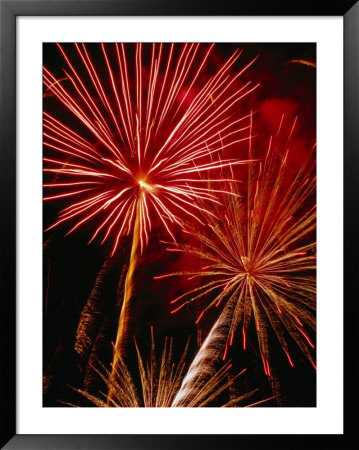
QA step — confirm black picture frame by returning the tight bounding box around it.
[0,1,357,448]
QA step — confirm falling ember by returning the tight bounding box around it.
[283,349,295,368]
[295,325,315,349]
[242,327,247,350]
[195,310,206,325]
[291,313,303,326]
[288,59,316,68]
[261,355,271,377]
[222,342,229,361]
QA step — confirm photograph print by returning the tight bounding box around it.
[43,42,316,408]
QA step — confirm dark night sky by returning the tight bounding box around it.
[43,42,316,408]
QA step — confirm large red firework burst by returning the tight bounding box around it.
[43,43,258,254]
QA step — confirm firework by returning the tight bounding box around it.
[156,117,316,375]
[43,43,258,396]
[43,43,257,254]
[71,327,265,408]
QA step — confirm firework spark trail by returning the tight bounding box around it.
[74,257,114,367]
[43,43,259,395]
[156,117,316,375]
[106,204,140,402]
[172,303,237,407]
[71,328,261,408]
